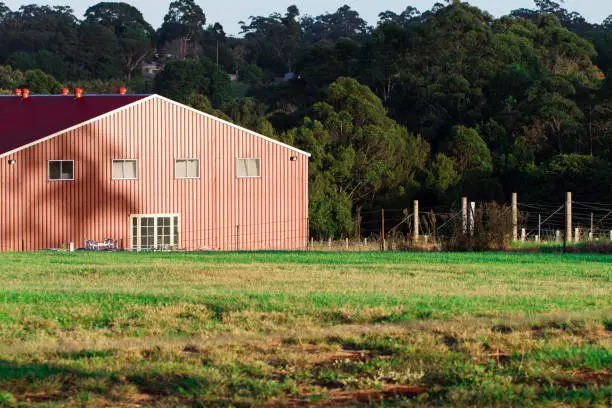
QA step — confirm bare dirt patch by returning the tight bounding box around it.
[325,350,372,364]
[554,370,612,388]
[486,351,512,364]
[272,385,427,406]
[16,392,61,404]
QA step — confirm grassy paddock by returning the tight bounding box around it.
[0,251,610,406]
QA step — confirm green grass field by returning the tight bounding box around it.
[0,251,610,407]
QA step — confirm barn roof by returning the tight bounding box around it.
[0,94,148,157]
[0,94,311,158]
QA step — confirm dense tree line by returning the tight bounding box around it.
[1,0,611,237]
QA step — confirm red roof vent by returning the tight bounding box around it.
[22,89,30,99]
[74,88,83,99]
[13,89,22,96]
[118,87,127,95]
[60,88,69,95]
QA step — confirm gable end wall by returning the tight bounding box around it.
[0,96,309,251]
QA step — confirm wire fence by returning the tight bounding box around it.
[519,200,612,242]
[118,193,612,252]
[310,194,612,251]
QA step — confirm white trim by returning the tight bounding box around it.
[112,158,138,180]
[174,158,200,179]
[0,94,311,159]
[130,213,181,217]
[0,96,156,159]
[236,157,262,179]
[153,95,311,157]
[48,160,74,181]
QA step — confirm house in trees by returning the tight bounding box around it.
[0,90,309,251]
[141,61,162,78]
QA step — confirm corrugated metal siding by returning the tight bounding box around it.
[0,96,309,251]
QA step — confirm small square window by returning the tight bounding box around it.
[236,158,261,178]
[112,159,137,180]
[48,160,74,181]
[175,159,199,179]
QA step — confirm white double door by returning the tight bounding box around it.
[130,214,179,250]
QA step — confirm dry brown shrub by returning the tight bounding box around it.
[444,202,513,251]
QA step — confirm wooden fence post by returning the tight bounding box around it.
[566,192,572,243]
[575,228,580,243]
[512,192,518,241]
[413,200,419,243]
[462,197,468,234]
[355,207,362,239]
[431,210,437,245]
[469,202,476,236]
[381,208,386,251]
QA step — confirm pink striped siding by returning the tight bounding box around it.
[0,96,309,251]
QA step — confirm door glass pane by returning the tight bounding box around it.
[132,217,138,248]
[140,217,155,249]
[157,217,171,247]
[173,216,179,246]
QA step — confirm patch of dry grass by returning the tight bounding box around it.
[0,251,609,406]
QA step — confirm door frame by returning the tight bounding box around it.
[129,213,180,251]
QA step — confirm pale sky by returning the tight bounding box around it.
[3,0,611,35]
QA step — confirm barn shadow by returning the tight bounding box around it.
[0,357,214,404]
[3,122,140,250]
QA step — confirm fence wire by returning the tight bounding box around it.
[123,196,612,252]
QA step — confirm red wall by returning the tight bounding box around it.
[0,96,309,251]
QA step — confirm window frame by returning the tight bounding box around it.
[48,160,75,181]
[112,159,138,180]
[236,157,261,179]
[174,158,200,179]
[129,213,180,251]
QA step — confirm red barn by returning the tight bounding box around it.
[0,91,310,251]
